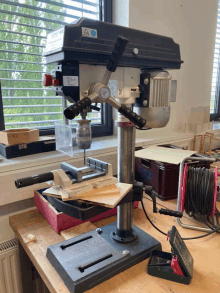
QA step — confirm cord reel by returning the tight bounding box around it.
[180,164,219,219]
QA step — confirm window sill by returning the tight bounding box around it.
[0,132,193,174]
[212,121,220,130]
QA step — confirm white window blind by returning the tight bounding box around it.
[210,0,220,114]
[0,0,101,131]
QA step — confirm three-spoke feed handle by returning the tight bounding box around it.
[64,97,146,128]
[63,35,147,129]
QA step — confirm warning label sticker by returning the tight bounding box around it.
[45,27,64,53]
[63,76,79,87]
[82,27,97,38]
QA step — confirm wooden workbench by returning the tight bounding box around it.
[9,197,220,293]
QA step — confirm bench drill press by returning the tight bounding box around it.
[16,18,183,293]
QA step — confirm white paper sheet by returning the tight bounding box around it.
[135,146,197,165]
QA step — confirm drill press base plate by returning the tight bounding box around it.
[46,222,161,293]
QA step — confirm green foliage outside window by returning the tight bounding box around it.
[0,0,100,130]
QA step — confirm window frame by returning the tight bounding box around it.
[0,0,113,138]
[0,82,5,131]
[210,1,220,121]
[210,77,220,121]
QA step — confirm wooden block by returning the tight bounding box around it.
[42,186,64,198]
[73,183,133,208]
[93,177,118,189]
[64,185,93,199]
[52,169,72,188]
[24,234,36,244]
[60,222,96,240]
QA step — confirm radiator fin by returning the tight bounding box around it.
[0,239,22,293]
[151,78,170,108]
[10,254,20,293]
[0,257,7,293]
[0,238,18,252]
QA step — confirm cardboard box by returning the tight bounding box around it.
[35,189,139,234]
[0,128,39,145]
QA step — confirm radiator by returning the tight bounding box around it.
[0,238,22,293]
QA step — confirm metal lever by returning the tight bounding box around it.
[106,97,146,129]
[101,35,129,85]
[118,104,146,129]
[90,105,100,111]
[107,35,129,72]
[15,172,54,188]
[159,209,183,218]
[145,186,183,218]
[64,96,92,120]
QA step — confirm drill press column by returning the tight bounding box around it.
[114,107,137,242]
[117,125,135,231]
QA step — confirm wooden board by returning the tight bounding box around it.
[43,176,118,200]
[72,183,133,208]
[9,199,220,293]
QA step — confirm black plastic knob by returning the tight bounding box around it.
[159,209,183,218]
[118,104,146,128]
[107,35,129,72]
[15,172,54,189]
[64,97,92,120]
[90,105,101,111]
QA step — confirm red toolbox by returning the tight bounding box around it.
[35,189,139,233]
[135,145,211,201]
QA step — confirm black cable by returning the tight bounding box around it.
[185,167,215,217]
[206,217,220,233]
[184,166,220,234]
[140,200,167,236]
[207,215,220,232]
[182,225,220,240]
[141,198,220,240]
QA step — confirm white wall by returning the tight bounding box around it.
[128,0,218,136]
[113,0,129,27]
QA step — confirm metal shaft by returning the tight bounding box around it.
[117,125,136,231]
[62,96,69,125]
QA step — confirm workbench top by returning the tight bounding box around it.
[9,197,220,293]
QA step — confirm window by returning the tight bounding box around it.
[0,0,113,137]
[210,0,220,120]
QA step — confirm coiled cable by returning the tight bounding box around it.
[142,166,220,240]
[184,167,215,217]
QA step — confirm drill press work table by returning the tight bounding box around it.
[9,197,220,293]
